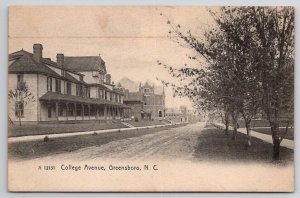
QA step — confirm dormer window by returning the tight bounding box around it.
[80,76,83,81]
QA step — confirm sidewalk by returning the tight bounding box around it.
[8,122,184,144]
[213,123,294,150]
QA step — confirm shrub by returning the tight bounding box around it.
[43,136,49,142]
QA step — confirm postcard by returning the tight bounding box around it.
[8,6,294,192]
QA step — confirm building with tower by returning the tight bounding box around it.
[123,82,166,121]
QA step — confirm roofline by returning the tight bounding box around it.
[8,49,84,76]
[43,60,84,76]
[8,71,87,85]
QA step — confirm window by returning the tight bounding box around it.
[47,77,52,92]
[80,76,83,81]
[15,101,24,117]
[48,106,52,118]
[92,71,99,77]
[83,87,86,97]
[159,111,163,117]
[17,74,24,89]
[98,88,103,99]
[86,87,90,98]
[55,79,61,93]
[66,82,71,95]
[76,84,83,96]
[105,91,107,100]
[99,74,104,83]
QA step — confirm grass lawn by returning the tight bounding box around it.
[8,125,178,160]
[8,122,127,137]
[253,127,294,140]
[126,120,166,127]
[193,127,294,163]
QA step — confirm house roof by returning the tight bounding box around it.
[9,50,83,76]
[63,56,106,73]
[9,53,63,79]
[9,50,85,84]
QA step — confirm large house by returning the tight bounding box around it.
[8,44,130,124]
[123,82,166,121]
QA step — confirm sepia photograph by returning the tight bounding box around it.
[7,6,294,192]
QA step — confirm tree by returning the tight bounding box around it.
[158,6,294,159]
[250,7,294,160]
[158,8,260,142]
[8,81,36,126]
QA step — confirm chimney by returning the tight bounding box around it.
[56,53,64,67]
[106,74,111,84]
[33,44,43,63]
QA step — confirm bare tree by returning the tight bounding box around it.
[8,81,36,126]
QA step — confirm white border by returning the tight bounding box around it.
[1,0,298,197]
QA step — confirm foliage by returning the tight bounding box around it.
[158,6,294,160]
[8,81,36,126]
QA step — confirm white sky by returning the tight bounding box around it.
[9,6,215,109]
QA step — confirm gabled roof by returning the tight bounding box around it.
[63,56,106,73]
[9,49,85,84]
[9,50,83,76]
[9,53,62,79]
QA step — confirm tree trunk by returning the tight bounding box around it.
[232,125,237,140]
[271,123,280,160]
[245,122,251,147]
[231,111,238,140]
[224,112,230,135]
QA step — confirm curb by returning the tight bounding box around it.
[8,122,186,144]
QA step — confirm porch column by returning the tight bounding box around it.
[96,105,99,120]
[55,101,59,121]
[88,104,91,120]
[112,107,116,120]
[75,103,77,120]
[66,102,69,121]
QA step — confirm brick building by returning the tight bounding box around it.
[123,82,166,121]
[8,44,130,124]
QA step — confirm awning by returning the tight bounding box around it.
[40,92,129,108]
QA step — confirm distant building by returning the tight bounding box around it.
[165,106,200,123]
[8,44,130,124]
[165,106,188,123]
[123,82,166,121]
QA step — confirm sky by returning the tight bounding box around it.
[9,6,215,109]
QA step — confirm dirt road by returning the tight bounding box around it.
[38,122,206,161]
[9,122,294,192]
